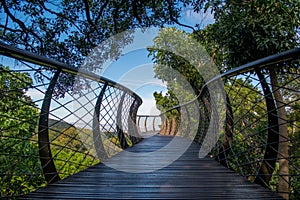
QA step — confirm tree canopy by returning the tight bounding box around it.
[0,0,195,68]
[195,0,300,68]
[190,1,299,199]
[0,65,45,196]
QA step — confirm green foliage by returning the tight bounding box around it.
[0,0,188,67]
[0,66,46,197]
[149,28,202,136]
[0,1,195,97]
[222,78,268,177]
[196,0,300,68]
[149,28,214,122]
[195,1,299,198]
[47,125,99,179]
[280,68,300,199]
[149,28,208,95]
[103,134,123,157]
[52,148,98,180]
[52,127,87,152]
[0,67,101,197]
[154,90,179,114]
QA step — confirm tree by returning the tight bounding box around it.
[1,0,191,68]
[148,28,205,135]
[153,90,180,135]
[222,78,269,177]
[278,66,300,198]
[148,27,226,144]
[149,28,213,95]
[195,0,299,198]
[1,0,199,99]
[0,65,45,196]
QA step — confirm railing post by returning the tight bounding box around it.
[217,93,234,168]
[159,115,163,134]
[167,117,172,135]
[160,114,167,135]
[144,116,148,133]
[38,69,61,184]
[137,116,142,134]
[183,105,191,138]
[93,82,108,160]
[152,116,156,132]
[195,87,211,145]
[128,99,142,144]
[116,92,128,149]
[173,107,181,135]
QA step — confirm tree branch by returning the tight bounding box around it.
[1,0,43,46]
[95,0,109,25]
[165,0,197,32]
[132,0,143,24]
[2,12,8,35]
[82,0,97,30]
[39,2,82,34]
[0,24,22,33]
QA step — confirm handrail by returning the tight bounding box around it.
[138,47,300,121]
[138,48,300,199]
[0,43,143,197]
[207,48,300,84]
[1,42,300,199]
[0,42,142,102]
[138,48,300,135]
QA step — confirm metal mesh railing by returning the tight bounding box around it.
[141,48,299,199]
[0,43,142,198]
[137,115,162,135]
[211,49,300,199]
[1,42,299,199]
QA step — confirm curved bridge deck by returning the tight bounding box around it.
[23,136,282,199]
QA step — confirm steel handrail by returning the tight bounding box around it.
[0,42,142,103]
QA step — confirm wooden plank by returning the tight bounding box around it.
[23,135,283,199]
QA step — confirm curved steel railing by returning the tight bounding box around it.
[138,48,300,199]
[0,43,142,197]
[1,42,299,199]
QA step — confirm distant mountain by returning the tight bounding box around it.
[48,118,110,132]
[48,118,75,130]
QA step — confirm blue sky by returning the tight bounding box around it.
[99,36,166,115]
[1,7,215,118]
[98,9,215,115]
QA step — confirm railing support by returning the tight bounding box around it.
[128,99,142,144]
[38,69,61,184]
[144,116,148,133]
[152,117,156,132]
[93,82,108,160]
[116,92,128,149]
[217,93,234,168]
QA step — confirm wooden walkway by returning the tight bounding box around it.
[23,136,282,199]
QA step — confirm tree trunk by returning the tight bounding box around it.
[159,116,167,135]
[254,69,279,187]
[269,68,289,200]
